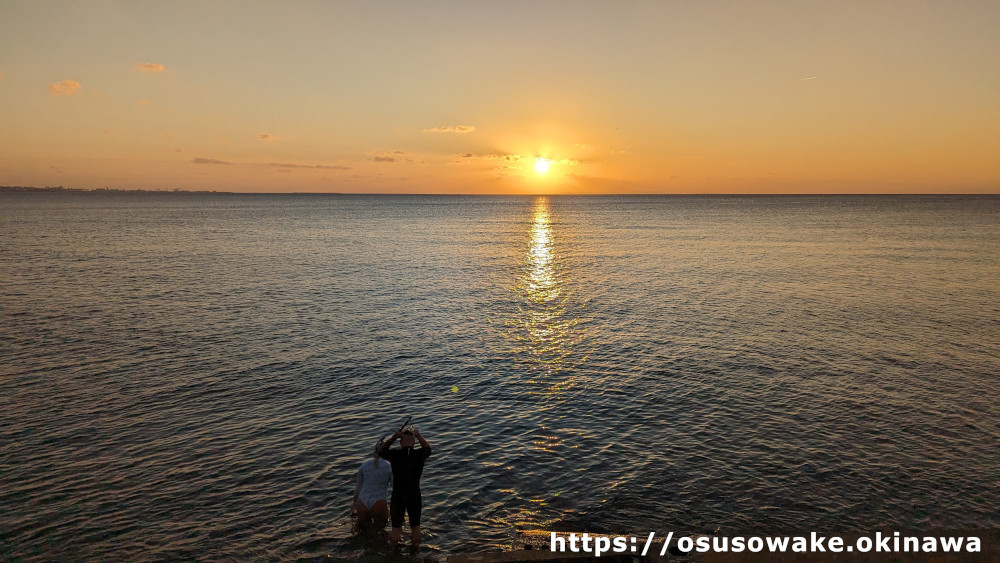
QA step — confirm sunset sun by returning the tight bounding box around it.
[534,157,552,176]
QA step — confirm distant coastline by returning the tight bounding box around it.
[0,185,234,195]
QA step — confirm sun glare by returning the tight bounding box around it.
[534,157,552,176]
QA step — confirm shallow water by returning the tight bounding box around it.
[2,193,998,559]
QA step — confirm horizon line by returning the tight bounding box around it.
[3,186,998,197]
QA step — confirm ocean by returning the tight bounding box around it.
[2,193,998,559]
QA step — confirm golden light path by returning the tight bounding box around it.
[491,198,605,542]
[502,197,588,397]
[526,199,557,304]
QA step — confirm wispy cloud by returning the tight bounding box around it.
[454,152,585,172]
[365,149,411,163]
[137,62,165,73]
[269,162,351,170]
[0,72,5,79]
[422,125,476,134]
[192,157,350,169]
[269,162,312,169]
[462,152,526,162]
[137,99,151,106]
[259,133,277,140]
[49,79,82,96]
[801,76,819,80]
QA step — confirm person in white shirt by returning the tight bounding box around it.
[350,438,392,529]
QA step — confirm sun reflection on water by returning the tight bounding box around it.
[502,197,588,393]
[526,201,557,304]
[488,197,595,544]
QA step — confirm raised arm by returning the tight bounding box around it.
[413,427,431,455]
[379,431,401,457]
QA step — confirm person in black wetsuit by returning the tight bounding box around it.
[378,426,432,547]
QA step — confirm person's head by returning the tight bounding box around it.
[400,427,415,448]
[373,438,385,465]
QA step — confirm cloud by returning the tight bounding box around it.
[464,152,526,162]
[192,157,351,169]
[0,72,5,79]
[366,149,409,162]
[259,133,276,140]
[137,62,165,73]
[458,152,584,167]
[137,99,151,106]
[49,79,82,96]
[268,162,351,170]
[166,133,176,138]
[174,147,183,153]
[801,76,819,80]
[421,125,476,134]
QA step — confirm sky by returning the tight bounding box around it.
[1,0,998,194]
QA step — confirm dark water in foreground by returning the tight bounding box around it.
[2,193,998,559]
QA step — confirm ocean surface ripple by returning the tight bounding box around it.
[2,193,998,559]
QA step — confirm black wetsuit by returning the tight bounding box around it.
[379,444,431,528]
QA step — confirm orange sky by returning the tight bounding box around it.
[1,1,998,194]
